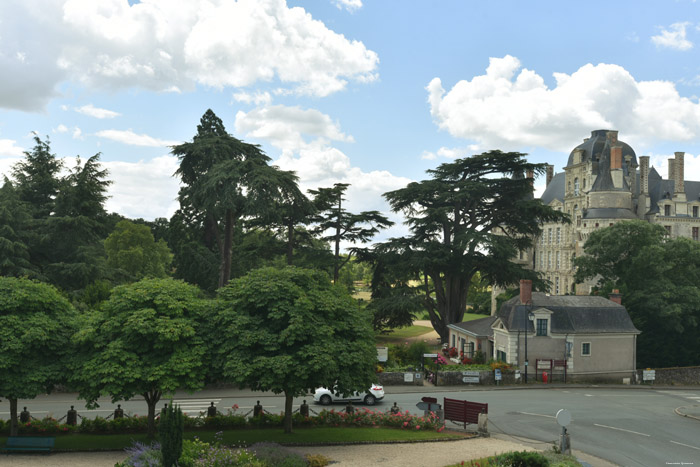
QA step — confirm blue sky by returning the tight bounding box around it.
[1,0,699,240]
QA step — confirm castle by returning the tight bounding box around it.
[532,129,700,295]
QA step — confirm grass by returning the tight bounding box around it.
[0,428,466,452]
[444,449,583,467]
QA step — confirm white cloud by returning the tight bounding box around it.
[72,127,83,139]
[0,0,378,110]
[333,0,362,12]
[54,124,69,133]
[233,91,273,106]
[649,152,700,181]
[0,139,25,157]
[651,22,693,50]
[428,55,700,152]
[95,129,179,147]
[235,105,354,152]
[234,104,410,215]
[75,104,121,119]
[103,155,180,220]
[420,145,480,160]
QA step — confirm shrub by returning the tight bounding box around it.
[500,450,550,467]
[160,403,184,467]
[179,438,211,467]
[116,441,162,467]
[247,442,308,467]
[474,350,486,364]
[305,454,332,467]
[195,447,265,467]
[489,359,513,371]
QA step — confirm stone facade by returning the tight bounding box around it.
[535,130,700,295]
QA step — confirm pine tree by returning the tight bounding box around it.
[159,402,184,467]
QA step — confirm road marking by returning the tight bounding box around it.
[670,440,700,451]
[685,396,700,400]
[584,394,593,397]
[593,423,650,437]
[516,411,555,419]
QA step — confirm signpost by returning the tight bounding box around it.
[556,409,572,455]
[494,369,502,385]
[643,369,656,383]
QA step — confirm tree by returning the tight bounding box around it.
[0,179,36,278]
[160,402,184,467]
[0,277,76,436]
[104,220,173,281]
[575,220,700,367]
[71,278,208,438]
[309,183,393,284]
[377,151,568,343]
[12,135,63,219]
[172,110,302,288]
[210,267,377,433]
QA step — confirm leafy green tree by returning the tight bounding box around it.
[575,220,700,367]
[71,278,208,438]
[0,179,36,278]
[0,277,76,436]
[12,135,63,219]
[104,220,172,281]
[309,183,393,284]
[172,109,301,288]
[377,151,568,343]
[210,267,377,433]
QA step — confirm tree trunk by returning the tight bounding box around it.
[143,390,162,439]
[283,392,294,434]
[219,208,235,288]
[9,397,18,437]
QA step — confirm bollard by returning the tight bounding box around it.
[114,404,124,419]
[253,401,263,417]
[67,406,78,426]
[20,407,30,423]
[345,401,354,414]
[477,412,489,435]
[299,400,309,418]
[390,402,400,415]
[207,402,217,417]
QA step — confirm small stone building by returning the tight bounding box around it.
[447,315,496,360]
[491,280,640,382]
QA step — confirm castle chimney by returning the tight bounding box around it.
[674,152,685,195]
[519,279,532,304]
[610,145,622,170]
[669,159,675,182]
[546,165,554,187]
[609,289,622,305]
[606,130,619,143]
[639,156,649,194]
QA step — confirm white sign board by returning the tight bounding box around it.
[515,370,521,380]
[462,376,480,383]
[404,373,414,382]
[494,369,502,381]
[462,371,480,376]
[643,370,656,381]
[376,346,388,362]
[423,353,438,358]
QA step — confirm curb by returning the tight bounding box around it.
[674,405,700,421]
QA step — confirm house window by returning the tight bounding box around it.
[536,319,548,336]
[582,342,591,356]
[467,342,475,358]
[665,205,671,216]
[693,227,699,241]
[694,206,698,218]
[496,350,507,362]
[452,334,455,347]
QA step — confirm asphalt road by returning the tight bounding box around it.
[3,386,699,467]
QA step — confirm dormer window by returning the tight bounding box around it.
[536,318,548,336]
[664,205,671,216]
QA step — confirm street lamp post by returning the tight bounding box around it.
[524,309,534,383]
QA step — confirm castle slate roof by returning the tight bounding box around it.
[583,208,637,220]
[448,315,497,337]
[541,172,565,205]
[567,130,637,169]
[495,292,640,334]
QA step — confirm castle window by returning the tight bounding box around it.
[664,205,671,216]
[693,206,698,218]
[574,178,580,196]
[595,223,599,228]
[556,227,561,244]
[693,227,699,241]
[555,277,560,294]
[665,225,672,236]
[548,251,552,269]
[556,251,560,269]
[548,228,552,244]
[539,253,544,269]
[583,178,586,189]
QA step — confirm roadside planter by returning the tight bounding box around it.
[436,369,517,385]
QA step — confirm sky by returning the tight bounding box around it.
[2,0,700,244]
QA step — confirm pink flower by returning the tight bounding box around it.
[403,421,408,427]
[416,425,421,430]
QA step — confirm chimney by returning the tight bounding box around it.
[639,156,649,194]
[609,289,622,305]
[610,145,622,170]
[519,279,532,304]
[674,151,685,195]
[606,130,619,144]
[668,159,675,182]
[546,165,554,187]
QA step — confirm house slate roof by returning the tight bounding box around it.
[448,315,498,337]
[495,292,640,335]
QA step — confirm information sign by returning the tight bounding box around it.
[642,370,656,381]
[462,371,480,376]
[404,373,414,383]
[494,369,502,381]
[462,376,480,383]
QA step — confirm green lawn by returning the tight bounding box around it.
[0,428,466,452]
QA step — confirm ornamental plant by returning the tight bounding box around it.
[159,403,184,467]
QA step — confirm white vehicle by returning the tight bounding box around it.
[313,384,385,406]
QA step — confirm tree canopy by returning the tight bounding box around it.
[71,278,208,437]
[0,277,76,436]
[210,267,377,433]
[105,219,172,281]
[574,220,700,367]
[376,151,568,342]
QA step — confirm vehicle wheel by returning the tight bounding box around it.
[364,394,376,406]
[320,395,332,406]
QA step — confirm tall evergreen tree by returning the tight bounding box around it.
[172,109,302,288]
[0,179,36,278]
[309,183,393,284]
[12,135,63,219]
